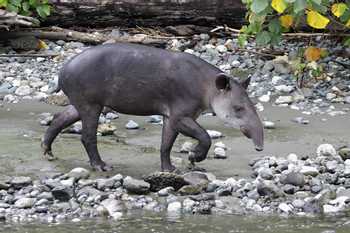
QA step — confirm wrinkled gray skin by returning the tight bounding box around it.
[42,43,264,172]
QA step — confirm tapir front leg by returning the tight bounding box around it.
[160,117,179,172]
[175,117,212,165]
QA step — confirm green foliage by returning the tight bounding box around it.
[0,0,51,19]
[240,0,350,47]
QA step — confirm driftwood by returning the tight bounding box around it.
[46,0,246,28]
[0,27,169,47]
[0,9,39,29]
[0,53,59,57]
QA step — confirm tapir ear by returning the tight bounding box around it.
[240,77,251,89]
[215,73,231,90]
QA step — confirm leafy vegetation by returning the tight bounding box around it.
[0,0,51,19]
[239,0,350,47]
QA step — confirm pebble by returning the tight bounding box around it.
[123,176,150,194]
[263,121,275,129]
[213,147,227,159]
[275,96,293,105]
[125,120,139,129]
[14,198,36,209]
[67,167,90,180]
[317,144,337,157]
[300,166,319,177]
[167,201,182,212]
[206,130,223,139]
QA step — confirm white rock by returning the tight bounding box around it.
[252,204,263,212]
[167,201,182,212]
[106,112,119,120]
[183,198,195,212]
[214,147,227,159]
[300,166,319,176]
[216,45,227,53]
[184,49,194,54]
[111,212,123,220]
[36,57,45,62]
[224,177,237,187]
[326,93,337,100]
[259,94,270,103]
[271,76,282,85]
[278,203,293,214]
[68,167,90,179]
[287,153,298,163]
[231,60,240,68]
[125,120,139,129]
[316,144,336,157]
[329,196,349,205]
[14,198,36,208]
[263,121,275,129]
[180,141,194,153]
[214,141,226,150]
[158,187,175,197]
[15,85,32,96]
[60,177,75,187]
[206,130,223,139]
[275,85,294,93]
[275,96,293,105]
[323,204,343,214]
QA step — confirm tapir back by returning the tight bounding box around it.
[59,43,219,116]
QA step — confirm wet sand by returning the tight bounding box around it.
[0,101,349,179]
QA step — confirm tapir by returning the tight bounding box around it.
[42,43,264,172]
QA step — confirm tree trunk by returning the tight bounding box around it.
[47,0,246,28]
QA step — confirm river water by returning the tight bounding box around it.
[2,212,350,233]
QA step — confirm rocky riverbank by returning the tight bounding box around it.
[0,143,350,223]
[0,31,349,117]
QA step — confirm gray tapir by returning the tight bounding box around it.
[42,43,264,172]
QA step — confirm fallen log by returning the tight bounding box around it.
[46,0,246,28]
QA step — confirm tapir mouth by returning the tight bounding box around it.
[240,126,264,152]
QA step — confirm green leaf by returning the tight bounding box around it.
[36,4,50,18]
[6,3,18,12]
[294,0,306,13]
[29,0,38,7]
[251,0,269,14]
[268,19,282,34]
[310,0,321,5]
[270,33,282,45]
[0,0,8,7]
[238,34,248,48]
[22,1,29,11]
[256,31,271,45]
[340,10,350,23]
[344,37,350,47]
[9,0,21,7]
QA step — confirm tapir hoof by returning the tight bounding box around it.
[161,164,177,173]
[41,142,57,161]
[91,162,113,172]
[188,151,207,163]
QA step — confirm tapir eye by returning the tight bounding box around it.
[233,106,244,112]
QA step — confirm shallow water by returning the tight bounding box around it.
[0,101,350,232]
[2,212,350,233]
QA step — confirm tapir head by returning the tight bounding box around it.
[211,73,264,151]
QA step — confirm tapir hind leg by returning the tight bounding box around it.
[42,105,80,160]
